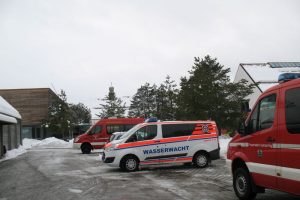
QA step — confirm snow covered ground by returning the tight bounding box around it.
[0,137,73,162]
[1,136,232,162]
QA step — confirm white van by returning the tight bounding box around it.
[109,132,125,142]
[102,119,220,171]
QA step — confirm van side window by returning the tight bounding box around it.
[107,125,122,134]
[162,124,196,138]
[247,94,276,134]
[90,125,102,134]
[126,125,157,142]
[106,124,136,135]
[258,94,276,130]
[285,87,300,134]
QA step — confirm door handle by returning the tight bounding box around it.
[266,137,275,142]
[154,140,161,143]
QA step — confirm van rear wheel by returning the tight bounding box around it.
[193,152,209,168]
[233,168,257,200]
[81,143,92,154]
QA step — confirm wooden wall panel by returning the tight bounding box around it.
[0,88,57,126]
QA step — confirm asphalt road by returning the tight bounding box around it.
[0,147,298,200]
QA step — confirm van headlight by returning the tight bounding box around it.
[74,137,80,142]
[106,144,116,152]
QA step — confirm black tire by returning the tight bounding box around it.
[193,152,209,168]
[233,168,257,200]
[81,143,92,154]
[120,156,139,172]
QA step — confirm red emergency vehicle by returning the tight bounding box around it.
[73,118,144,154]
[227,73,300,199]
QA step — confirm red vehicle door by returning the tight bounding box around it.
[89,124,107,149]
[241,92,279,189]
[277,85,300,195]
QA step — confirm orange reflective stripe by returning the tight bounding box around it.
[192,131,202,135]
[194,127,201,131]
[159,136,189,143]
[117,133,217,149]
[117,140,155,149]
[189,133,217,140]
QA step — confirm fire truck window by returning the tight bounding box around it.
[285,88,300,134]
[106,125,123,135]
[162,124,196,138]
[90,125,102,134]
[124,124,135,131]
[258,94,276,131]
[247,105,258,134]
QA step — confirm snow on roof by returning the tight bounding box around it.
[268,62,300,68]
[242,63,300,92]
[0,96,21,120]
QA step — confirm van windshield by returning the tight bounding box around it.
[119,124,142,139]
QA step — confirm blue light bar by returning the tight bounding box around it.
[278,73,300,83]
[145,117,158,123]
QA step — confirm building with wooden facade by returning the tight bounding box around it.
[0,96,22,158]
[0,88,59,140]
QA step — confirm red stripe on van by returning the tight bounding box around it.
[116,133,217,149]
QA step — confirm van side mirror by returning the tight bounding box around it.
[241,101,251,113]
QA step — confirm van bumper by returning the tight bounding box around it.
[102,151,120,167]
[209,148,220,160]
[73,143,81,149]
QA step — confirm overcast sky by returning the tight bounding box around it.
[1,0,300,118]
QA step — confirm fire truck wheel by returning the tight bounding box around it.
[81,143,92,154]
[233,168,257,200]
[193,152,209,168]
[120,155,139,172]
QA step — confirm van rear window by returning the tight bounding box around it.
[285,87,300,134]
[162,124,196,138]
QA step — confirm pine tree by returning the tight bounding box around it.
[176,55,254,131]
[96,86,125,118]
[128,83,157,118]
[45,90,71,139]
[155,75,179,120]
[69,103,91,124]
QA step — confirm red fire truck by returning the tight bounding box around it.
[227,73,300,199]
[73,118,144,154]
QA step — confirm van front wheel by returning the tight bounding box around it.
[120,156,139,172]
[81,143,92,154]
[233,168,257,200]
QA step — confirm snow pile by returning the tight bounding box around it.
[1,145,28,162]
[33,137,72,148]
[219,136,232,159]
[1,137,73,162]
